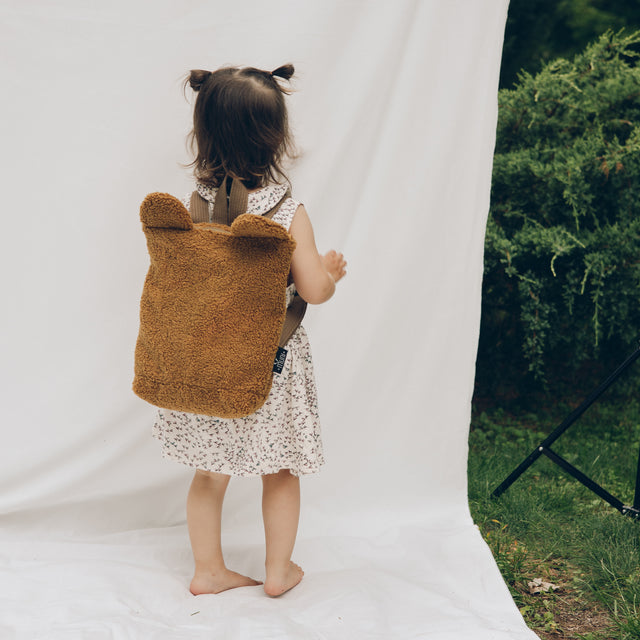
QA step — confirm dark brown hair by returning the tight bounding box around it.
[185,64,296,189]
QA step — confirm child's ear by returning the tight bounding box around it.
[140,193,194,230]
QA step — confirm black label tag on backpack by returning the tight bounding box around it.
[273,347,288,374]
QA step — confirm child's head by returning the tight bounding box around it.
[186,64,296,189]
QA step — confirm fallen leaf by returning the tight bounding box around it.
[528,578,559,594]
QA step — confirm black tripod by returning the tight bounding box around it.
[492,344,640,520]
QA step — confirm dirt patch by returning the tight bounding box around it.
[514,560,617,639]
[535,595,615,639]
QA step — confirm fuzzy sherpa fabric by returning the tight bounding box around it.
[133,192,296,418]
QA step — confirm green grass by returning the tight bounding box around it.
[468,396,640,639]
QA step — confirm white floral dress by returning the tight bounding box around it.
[151,182,325,477]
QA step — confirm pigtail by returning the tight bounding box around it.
[271,64,295,81]
[187,69,212,92]
[270,64,294,95]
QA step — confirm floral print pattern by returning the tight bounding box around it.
[151,184,325,477]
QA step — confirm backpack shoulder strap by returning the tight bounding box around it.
[212,176,248,225]
[190,191,210,223]
[279,292,306,348]
[265,187,306,348]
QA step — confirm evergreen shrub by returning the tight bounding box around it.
[476,31,640,402]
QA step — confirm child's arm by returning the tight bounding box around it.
[289,205,346,305]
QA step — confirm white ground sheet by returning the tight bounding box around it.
[1,1,539,638]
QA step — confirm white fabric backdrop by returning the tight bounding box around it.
[0,1,539,638]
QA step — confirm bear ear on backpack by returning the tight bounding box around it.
[231,213,295,243]
[140,193,194,230]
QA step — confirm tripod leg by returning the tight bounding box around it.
[491,345,640,500]
[492,447,543,498]
[634,441,640,511]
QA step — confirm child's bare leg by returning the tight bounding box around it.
[187,469,261,595]
[261,469,304,597]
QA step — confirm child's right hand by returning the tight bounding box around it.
[289,205,345,304]
[322,250,347,283]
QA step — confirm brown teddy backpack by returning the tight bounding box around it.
[132,177,306,418]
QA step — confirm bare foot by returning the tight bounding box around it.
[264,561,304,597]
[190,569,262,595]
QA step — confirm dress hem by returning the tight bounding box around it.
[155,437,325,478]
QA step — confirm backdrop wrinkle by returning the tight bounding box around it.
[0,1,540,638]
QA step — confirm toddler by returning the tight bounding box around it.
[150,63,346,597]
